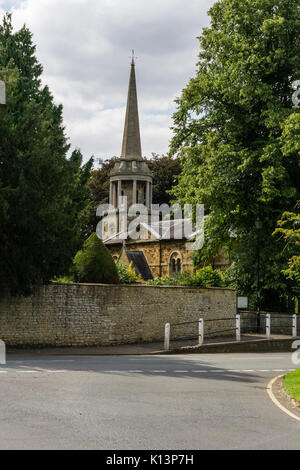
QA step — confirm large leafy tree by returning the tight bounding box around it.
[274,206,300,283]
[0,14,92,295]
[148,154,182,205]
[170,0,300,310]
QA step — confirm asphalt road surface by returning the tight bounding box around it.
[0,352,299,450]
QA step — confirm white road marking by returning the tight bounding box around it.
[234,357,285,360]
[17,370,39,373]
[0,368,295,375]
[12,360,75,363]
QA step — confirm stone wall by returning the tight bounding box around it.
[0,284,236,348]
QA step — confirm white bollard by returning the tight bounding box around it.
[198,319,204,346]
[0,340,6,365]
[292,314,297,338]
[164,323,170,351]
[236,314,241,342]
[266,314,271,339]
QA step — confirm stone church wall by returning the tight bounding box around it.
[0,284,236,348]
[108,240,230,279]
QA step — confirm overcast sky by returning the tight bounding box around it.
[0,0,214,163]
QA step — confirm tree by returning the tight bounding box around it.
[0,14,92,295]
[274,206,300,283]
[82,157,117,238]
[147,154,182,205]
[170,0,300,310]
[68,148,94,244]
[73,233,119,284]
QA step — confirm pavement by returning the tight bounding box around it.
[7,334,299,356]
[0,352,299,449]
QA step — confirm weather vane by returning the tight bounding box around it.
[130,49,138,65]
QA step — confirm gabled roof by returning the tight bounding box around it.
[126,251,153,281]
[104,218,201,245]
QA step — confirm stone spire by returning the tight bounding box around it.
[121,53,142,160]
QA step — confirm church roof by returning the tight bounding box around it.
[126,251,153,280]
[104,219,200,245]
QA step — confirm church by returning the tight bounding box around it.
[103,57,229,280]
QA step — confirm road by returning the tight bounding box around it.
[0,352,299,450]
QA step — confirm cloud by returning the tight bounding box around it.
[1,0,214,162]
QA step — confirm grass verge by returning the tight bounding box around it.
[283,369,300,402]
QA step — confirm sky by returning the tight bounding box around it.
[0,0,214,164]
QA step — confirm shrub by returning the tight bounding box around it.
[146,276,178,286]
[116,262,142,284]
[189,266,224,287]
[73,233,119,284]
[51,276,74,284]
[147,266,224,288]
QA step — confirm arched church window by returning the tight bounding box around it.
[172,259,176,273]
[169,252,182,276]
[177,259,182,273]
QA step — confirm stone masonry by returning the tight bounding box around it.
[0,284,236,347]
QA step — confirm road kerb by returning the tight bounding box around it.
[267,375,300,423]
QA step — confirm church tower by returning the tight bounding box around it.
[109,54,153,217]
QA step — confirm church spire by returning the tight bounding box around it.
[121,52,142,160]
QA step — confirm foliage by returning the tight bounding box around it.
[283,369,300,402]
[0,14,92,295]
[169,0,300,310]
[82,157,118,237]
[73,233,119,284]
[51,276,74,284]
[274,208,300,283]
[146,276,178,286]
[147,266,224,288]
[69,148,94,244]
[116,262,142,284]
[147,154,182,205]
